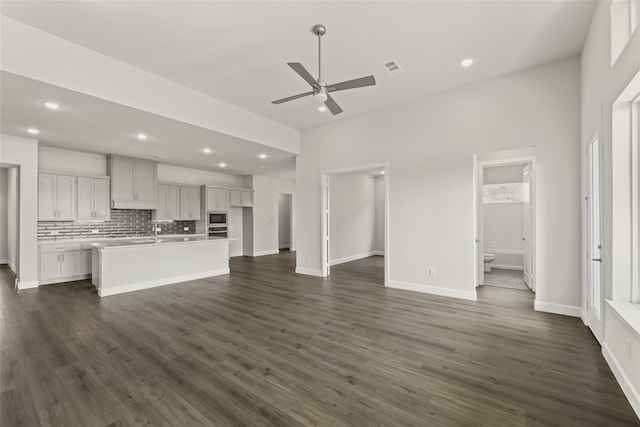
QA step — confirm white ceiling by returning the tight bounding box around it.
[0,1,596,177]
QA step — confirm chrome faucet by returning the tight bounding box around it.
[152,224,159,242]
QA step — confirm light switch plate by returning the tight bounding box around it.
[184,227,189,231]
[91,229,99,234]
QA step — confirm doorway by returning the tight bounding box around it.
[320,163,388,285]
[475,150,536,299]
[1,165,20,286]
[278,193,292,251]
[587,136,603,343]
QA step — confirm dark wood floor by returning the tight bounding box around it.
[1,253,638,426]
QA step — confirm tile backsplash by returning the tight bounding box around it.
[37,209,196,240]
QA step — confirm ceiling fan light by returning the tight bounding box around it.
[314,92,328,104]
[318,105,327,112]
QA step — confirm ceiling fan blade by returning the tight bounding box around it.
[327,75,376,92]
[272,91,314,104]
[324,95,343,115]
[288,63,319,89]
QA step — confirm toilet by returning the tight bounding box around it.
[484,253,496,272]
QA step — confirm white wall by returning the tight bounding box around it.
[297,57,581,305]
[158,164,245,188]
[374,177,385,253]
[329,173,376,265]
[0,168,8,263]
[581,0,640,417]
[251,175,295,256]
[0,134,39,288]
[278,193,291,249]
[39,146,107,175]
[483,164,525,184]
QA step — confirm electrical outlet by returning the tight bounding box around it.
[50,230,60,235]
[183,227,189,231]
[429,268,436,278]
[156,227,161,232]
[91,229,99,234]
[626,339,631,358]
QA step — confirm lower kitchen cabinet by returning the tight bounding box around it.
[39,242,88,285]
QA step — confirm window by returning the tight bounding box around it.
[610,0,639,66]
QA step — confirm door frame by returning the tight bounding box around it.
[474,153,536,294]
[320,162,389,286]
[586,134,604,343]
[277,192,295,251]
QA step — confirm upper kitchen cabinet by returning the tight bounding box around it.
[180,186,201,220]
[229,189,254,207]
[77,176,110,221]
[206,187,229,211]
[107,155,158,209]
[153,184,180,220]
[38,173,76,220]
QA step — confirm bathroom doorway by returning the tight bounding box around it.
[320,163,388,285]
[474,150,536,296]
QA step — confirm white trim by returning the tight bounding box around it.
[534,300,582,317]
[7,261,16,273]
[603,343,640,419]
[581,307,588,326]
[490,264,524,271]
[330,251,382,266]
[39,274,91,286]
[295,267,324,277]
[98,268,229,297]
[253,249,280,257]
[17,280,39,290]
[387,280,477,301]
[0,259,7,264]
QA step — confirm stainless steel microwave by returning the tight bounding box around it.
[208,211,227,225]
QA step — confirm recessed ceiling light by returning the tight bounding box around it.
[203,148,212,154]
[27,127,39,135]
[136,133,147,140]
[259,154,267,159]
[219,162,226,168]
[318,105,327,113]
[381,170,385,175]
[461,58,474,68]
[44,102,60,110]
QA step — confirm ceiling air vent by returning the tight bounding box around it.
[384,60,404,76]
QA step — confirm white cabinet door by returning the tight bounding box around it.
[208,188,229,210]
[135,160,157,202]
[93,178,110,220]
[189,187,201,219]
[56,175,76,220]
[166,185,180,219]
[156,184,169,220]
[82,250,92,275]
[38,173,57,220]
[230,190,253,207]
[110,156,136,201]
[60,251,81,278]
[40,253,60,281]
[77,177,94,220]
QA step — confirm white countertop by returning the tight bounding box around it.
[38,234,207,245]
[93,235,232,249]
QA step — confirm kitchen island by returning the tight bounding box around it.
[92,236,230,297]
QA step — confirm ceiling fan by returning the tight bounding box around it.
[272,24,376,115]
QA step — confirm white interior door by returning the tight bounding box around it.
[522,164,532,289]
[588,137,603,343]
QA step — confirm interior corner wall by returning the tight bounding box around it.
[374,177,385,253]
[0,134,39,288]
[251,175,295,256]
[329,173,376,264]
[581,0,640,418]
[296,56,581,305]
[0,168,8,262]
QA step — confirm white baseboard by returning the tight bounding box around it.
[8,262,16,273]
[0,258,7,264]
[580,308,588,326]
[295,267,324,277]
[17,280,39,290]
[491,264,524,271]
[603,343,640,419]
[279,244,290,249]
[330,251,383,266]
[253,249,280,257]
[387,280,477,301]
[98,268,229,297]
[534,300,582,317]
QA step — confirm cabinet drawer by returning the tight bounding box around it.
[40,243,82,253]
